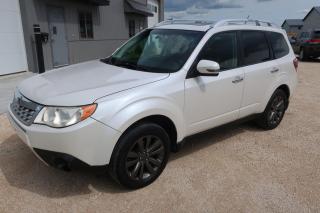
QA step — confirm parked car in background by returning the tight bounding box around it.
[8,19,298,189]
[291,29,320,60]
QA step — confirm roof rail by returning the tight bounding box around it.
[214,19,279,28]
[155,19,280,30]
[156,19,216,27]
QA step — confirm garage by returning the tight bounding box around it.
[0,0,27,76]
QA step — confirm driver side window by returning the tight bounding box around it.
[199,32,238,71]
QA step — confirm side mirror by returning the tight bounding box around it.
[197,60,220,76]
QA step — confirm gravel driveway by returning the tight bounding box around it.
[0,62,319,213]
[0,72,34,114]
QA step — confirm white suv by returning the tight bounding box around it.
[8,19,298,189]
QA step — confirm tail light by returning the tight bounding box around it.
[293,58,298,72]
[306,39,320,44]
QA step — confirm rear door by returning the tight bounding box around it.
[267,31,293,78]
[239,30,278,118]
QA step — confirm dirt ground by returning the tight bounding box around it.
[0,61,319,213]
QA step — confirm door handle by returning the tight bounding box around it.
[232,76,244,84]
[270,68,279,73]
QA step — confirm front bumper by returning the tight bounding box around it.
[7,107,122,166]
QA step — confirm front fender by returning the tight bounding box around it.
[92,96,186,142]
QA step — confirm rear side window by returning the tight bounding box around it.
[268,32,289,59]
[241,31,271,66]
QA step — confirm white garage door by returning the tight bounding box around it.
[147,0,159,28]
[0,0,27,75]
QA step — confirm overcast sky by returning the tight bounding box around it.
[164,0,319,25]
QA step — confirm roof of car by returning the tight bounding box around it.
[154,19,280,32]
[155,20,215,32]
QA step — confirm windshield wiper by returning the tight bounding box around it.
[101,57,149,72]
[117,62,137,70]
[116,61,149,72]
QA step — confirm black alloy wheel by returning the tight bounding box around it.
[125,135,165,181]
[299,48,308,61]
[256,89,288,130]
[109,123,170,189]
[267,95,286,126]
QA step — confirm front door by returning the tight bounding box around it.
[48,6,69,67]
[185,31,244,136]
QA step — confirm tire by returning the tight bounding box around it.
[108,122,170,189]
[256,89,288,130]
[299,48,308,61]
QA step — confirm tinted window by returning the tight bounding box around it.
[200,32,238,70]
[268,32,289,59]
[241,31,271,65]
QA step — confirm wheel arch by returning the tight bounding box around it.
[277,84,290,98]
[120,115,179,152]
[263,83,291,112]
[277,84,290,109]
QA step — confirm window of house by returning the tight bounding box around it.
[299,32,305,38]
[268,32,289,59]
[241,31,271,65]
[148,4,158,13]
[300,32,310,39]
[129,20,136,37]
[79,12,93,39]
[199,32,238,71]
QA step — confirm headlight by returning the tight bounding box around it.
[34,104,97,128]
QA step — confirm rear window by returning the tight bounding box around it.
[241,31,271,66]
[268,32,289,59]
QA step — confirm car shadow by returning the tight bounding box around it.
[170,121,262,161]
[299,57,320,63]
[0,121,262,198]
[0,134,130,198]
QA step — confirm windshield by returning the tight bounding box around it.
[107,29,205,73]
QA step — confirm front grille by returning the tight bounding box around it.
[10,92,43,126]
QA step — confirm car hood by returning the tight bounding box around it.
[18,60,169,106]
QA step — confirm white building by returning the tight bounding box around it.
[0,0,164,76]
[147,0,161,28]
[0,0,28,75]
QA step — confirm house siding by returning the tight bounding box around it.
[19,0,164,73]
[301,9,320,33]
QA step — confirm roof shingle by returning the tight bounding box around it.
[282,19,304,27]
